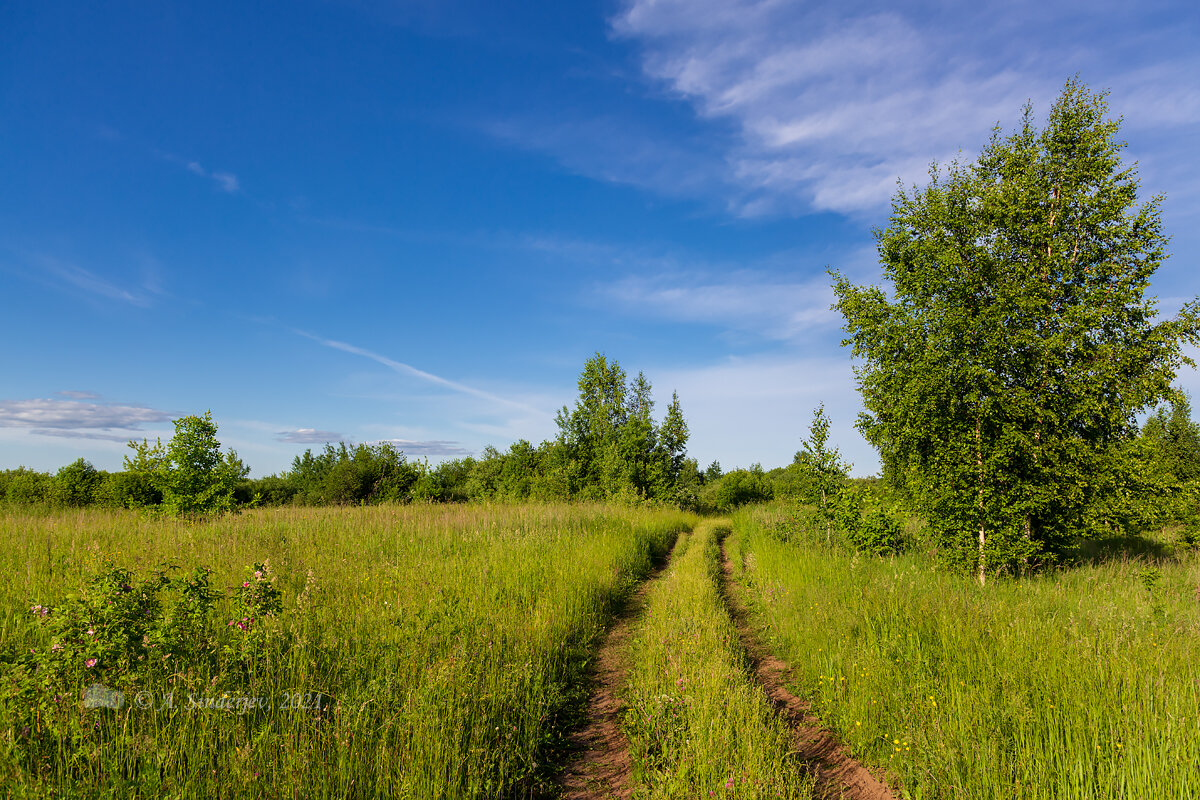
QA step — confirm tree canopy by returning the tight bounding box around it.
[125,411,248,515]
[833,78,1200,581]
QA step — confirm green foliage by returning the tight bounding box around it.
[286,441,420,504]
[833,79,1200,580]
[53,459,103,507]
[0,467,55,506]
[700,465,775,512]
[122,411,247,515]
[794,405,851,542]
[1140,395,1200,482]
[95,468,162,508]
[6,557,287,778]
[554,355,691,502]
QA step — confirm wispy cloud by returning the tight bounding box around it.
[56,390,101,400]
[32,255,155,307]
[484,114,725,201]
[595,0,1200,216]
[372,439,473,457]
[602,271,838,341]
[160,152,240,193]
[293,329,552,418]
[0,398,170,432]
[30,428,140,443]
[276,428,343,444]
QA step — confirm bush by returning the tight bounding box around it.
[0,467,54,506]
[700,466,775,512]
[53,458,103,507]
[96,469,162,508]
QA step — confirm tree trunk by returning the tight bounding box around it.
[976,416,986,587]
[821,486,830,546]
[977,523,986,586]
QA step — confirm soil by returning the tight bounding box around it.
[718,537,900,800]
[556,535,684,799]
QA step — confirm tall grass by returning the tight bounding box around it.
[622,520,812,799]
[0,503,696,798]
[728,505,1200,800]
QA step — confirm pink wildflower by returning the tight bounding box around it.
[85,658,97,668]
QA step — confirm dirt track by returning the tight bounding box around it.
[718,535,899,800]
[556,534,684,799]
[557,529,898,800]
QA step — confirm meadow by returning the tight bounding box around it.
[5,501,1198,799]
[0,504,695,798]
[727,504,1200,799]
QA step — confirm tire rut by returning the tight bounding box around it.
[717,534,900,800]
[556,533,686,800]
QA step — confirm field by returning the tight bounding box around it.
[0,504,694,798]
[728,505,1200,799]
[3,503,1198,799]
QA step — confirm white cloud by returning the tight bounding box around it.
[372,439,473,457]
[0,398,170,432]
[276,428,343,444]
[602,271,838,341]
[598,0,1200,216]
[30,428,138,443]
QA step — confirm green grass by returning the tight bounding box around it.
[728,504,1200,800]
[0,503,696,798]
[622,520,812,799]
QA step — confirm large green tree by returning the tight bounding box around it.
[833,79,1200,582]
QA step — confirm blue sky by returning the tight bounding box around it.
[2,0,1198,477]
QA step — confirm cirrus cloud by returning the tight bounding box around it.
[604,0,1200,216]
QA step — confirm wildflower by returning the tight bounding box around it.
[51,643,62,651]
[725,776,734,790]
[87,628,95,637]
[85,658,97,668]
[254,571,263,580]
[243,582,250,588]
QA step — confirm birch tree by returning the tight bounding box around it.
[833,79,1200,582]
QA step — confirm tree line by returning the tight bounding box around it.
[2,354,789,513]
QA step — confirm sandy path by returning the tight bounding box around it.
[718,536,900,800]
[556,534,684,799]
